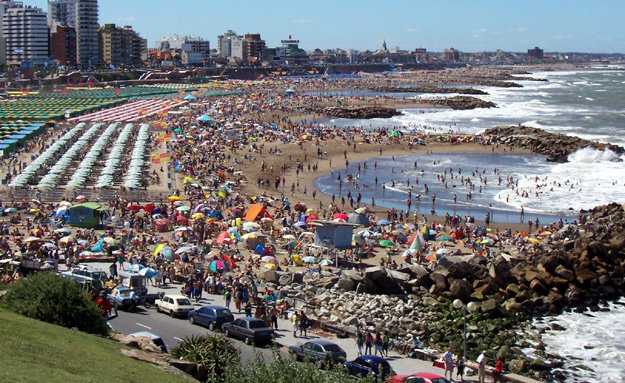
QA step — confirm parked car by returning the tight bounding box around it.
[155,294,194,318]
[128,331,168,353]
[387,375,426,383]
[411,373,450,383]
[188,305,234,330]
[289,339,347,367]
[222,317,274,345]
[61,266,107,285]
[108,286,141,311]
[344,355,393,381]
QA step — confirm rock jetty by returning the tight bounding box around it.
[257,203,625,381]
[368,85,487,95]
[430,96,496,110]
[483,125,625,162]
[322,106,402,119]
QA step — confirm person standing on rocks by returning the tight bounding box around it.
[443,348,454,381]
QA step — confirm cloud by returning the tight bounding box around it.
[116,16,135,22]
[473,28,488,34]
[292,19,310,24]
[552,35,571,40]
[405,28,419,33]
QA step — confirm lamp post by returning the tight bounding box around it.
[453,299,477,362]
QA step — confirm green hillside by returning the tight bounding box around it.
[0,309,191,383]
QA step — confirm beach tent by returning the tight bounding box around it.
[311,220,358,249]
[244,204,273,221]
[348,212,369,226]
[68,202,105,228]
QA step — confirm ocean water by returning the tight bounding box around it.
[316,68,625,381]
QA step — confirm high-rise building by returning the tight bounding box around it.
[50,24,76,65]
[0,0,22,64]
[48,0,98,66]
[443,47,460,62]
[217,29,238,59]
[98,23,145,66]
[3,5,50,65]
[243,33,265,63]
[98,23,120,65]
[527,46,544,60]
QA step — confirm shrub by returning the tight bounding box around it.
[0,273,107,335]
[222,349,374,383]
[171,334,239,382]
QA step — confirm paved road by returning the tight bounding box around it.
[107,289,280,364]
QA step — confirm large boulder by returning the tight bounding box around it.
[449,279,472,300]
[447,261,474,279]
[364,266,387,281]
[260,269,280,284]
[337,277,356,291]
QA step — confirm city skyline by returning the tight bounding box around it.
[26,0,625,53]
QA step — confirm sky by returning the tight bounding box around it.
[31,0,625,53]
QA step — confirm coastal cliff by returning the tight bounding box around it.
[483,125,625,162]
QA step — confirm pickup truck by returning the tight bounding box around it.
[155,294,194,318]
[61,267,107,285]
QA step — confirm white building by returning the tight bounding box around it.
[48,0,99,66]
[3,5,50,65]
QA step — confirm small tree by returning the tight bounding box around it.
[0,273,107,335]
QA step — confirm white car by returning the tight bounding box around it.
[155,294,194,318]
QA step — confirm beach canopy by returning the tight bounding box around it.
[197,114,213,122]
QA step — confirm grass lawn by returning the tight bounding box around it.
[0,309,192,383]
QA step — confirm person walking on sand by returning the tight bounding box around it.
[291,310,299,338]
[443,348,454,381]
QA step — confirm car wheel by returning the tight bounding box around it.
[189,316,195,325]
[208,322,215,331]
[169,310,175,318]
[224,329,230,337]
[244,336,252,345]
[156,305,161,313]
[144,301,151,309]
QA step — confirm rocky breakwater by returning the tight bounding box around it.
[483,125,625,162]
[368,85,487,95]
[322,106,402,119]
[259,204,625,381]
[430,96,496,110]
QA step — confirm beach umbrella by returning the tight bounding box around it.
[302,256,317,264]
[242,222,261,231]
[517,231,528,238]
[319,259,333,266]
[436,248,451,255]
[379,239,394,247]
[176,205,191,212]
[193,204,206,214]
[41,242,58,250]
[168,195,182,202]
[126,204,143,211]
[528,238,540,245]
[435,233,453,241]
[208,259,230,273]
[173,200,185,206]
[376,219,390,226]
[261,255,277,264]
[5,207,17,213]
[539,231,552,236]
[192,212,205,220]
[333,213,349,221]
[139,267,157,278]
[426,253,442,262]
[216,231,233,244]
[59,235,76,245]
[24,236,42,243]
[125,264,145,272]
[241,232,260,241]
[175,246,195,254]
